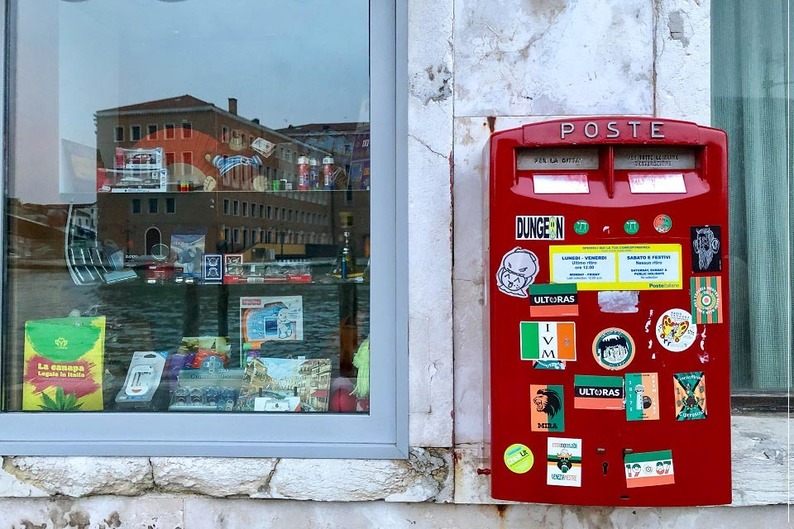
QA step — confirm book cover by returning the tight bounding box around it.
[23,316,105,411]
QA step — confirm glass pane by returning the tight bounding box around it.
[5,0,371,415]
[711,1,791,391]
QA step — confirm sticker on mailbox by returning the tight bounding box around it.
[547,437,582,487]
[691,276,723,324]
[529,283,578,317]
[504,443,535,474]
[496,247,539,298]
[573,375,624,410]
[691,226,722,272]
[531,385,565,432]
[516,215,564,240]
[548,244,682,291]
[625,450,675,488]
[625,373,659,421]
[656,308,697,352]
[592,328,635,371]
[520,322,576,361]
[673,371,707,420]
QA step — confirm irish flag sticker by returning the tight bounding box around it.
[624,450,675,488]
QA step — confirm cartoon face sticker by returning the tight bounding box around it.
[691,226,721,272]
[496,247,539,298]
[556,449,572,473]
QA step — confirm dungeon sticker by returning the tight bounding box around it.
[573,375,624,410]
[529,283,578,317]
[547,437,582,487]
[504,443,535,474]
[592,327,635,371]
[516,215,565,240]
[691,226,722,272]
[656,308,697,352]
[496,247,539,298]
[624,450,675,488]
[625,373,660,421]
[691,276,723,324]
[673,371,707,420]
[531,385,565,432]
[520,322,576,361]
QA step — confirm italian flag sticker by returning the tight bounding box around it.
[520,322,576,361]
[624,450,675,488]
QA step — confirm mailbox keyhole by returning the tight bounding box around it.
[602,462,609,475]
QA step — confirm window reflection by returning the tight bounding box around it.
[5,0,372,415]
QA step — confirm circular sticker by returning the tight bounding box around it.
[624,220,640,235]
[504,443,534,474]
[655,308,697,352]
[694,285,719,315]
[573,220,590,235]
[653,214,672,234]
[592,327,636,370]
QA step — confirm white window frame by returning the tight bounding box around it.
[0,0,407,459]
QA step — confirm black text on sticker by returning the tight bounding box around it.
[516,216,565,240]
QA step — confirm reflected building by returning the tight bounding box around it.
[93,95,370,263]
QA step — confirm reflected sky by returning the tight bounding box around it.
[11,0,369,203]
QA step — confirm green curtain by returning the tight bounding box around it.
[712,1,791,389]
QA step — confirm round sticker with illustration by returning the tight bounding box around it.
[592,327,636,371]
[655,308,698,352]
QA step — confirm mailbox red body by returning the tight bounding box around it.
[485,117,730,506]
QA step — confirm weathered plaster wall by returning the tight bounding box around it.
[0,1,790,528]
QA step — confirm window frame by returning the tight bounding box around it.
[0,0,407,459]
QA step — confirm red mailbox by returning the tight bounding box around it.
[485,117,730,506]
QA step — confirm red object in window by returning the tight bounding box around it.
[189,349,229,369]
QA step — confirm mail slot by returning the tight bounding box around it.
[484,117,730,506]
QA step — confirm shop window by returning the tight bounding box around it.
[2,0,405,459]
